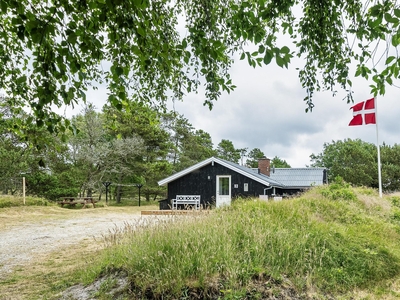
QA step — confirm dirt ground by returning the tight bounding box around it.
[0,206,156,281]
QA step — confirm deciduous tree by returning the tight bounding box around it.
[380,143,400,191]
[310,139,377,188]
[2,0,399,135]
[70,104,145,199]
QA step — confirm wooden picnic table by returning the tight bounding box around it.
[58,197,98,208]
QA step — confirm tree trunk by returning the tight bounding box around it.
[116,186,122,203]
[116,173,123,203]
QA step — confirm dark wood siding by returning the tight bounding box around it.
[167,162,282,207]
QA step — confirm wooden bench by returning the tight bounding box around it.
[58,197,98,208]
[172,195,201,210]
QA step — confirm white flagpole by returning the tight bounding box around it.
[375,96,383,198]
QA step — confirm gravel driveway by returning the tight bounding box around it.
[0,210,153,280]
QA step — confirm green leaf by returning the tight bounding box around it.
[347,79,352,87]
[118,91,126,99]
[61,134,67,142]
[67,31,77,43]
[31,32,42,43]
[384,13,398,24]
[115,66,123,76]
[182,38,187,48]
[369,5,381,17]
[263,50,273,65]
[133,0,148,9]
[369,16,382,28]
[16,75,27,84]
[280,46,290,54]
[137,26,145,36]
[109,94,121,109]
[355,66,362,77]
[0,1,7,13]
[254,32,262,44]
[276,55,284,68]
[394,9,400,18]
[67,87,75,101]
[385,56,395,65]
[392,34,400,47]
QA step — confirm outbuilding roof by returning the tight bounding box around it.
[269,168,326,188]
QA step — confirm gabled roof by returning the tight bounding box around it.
[158,157,284,187]
[269,168,326,188]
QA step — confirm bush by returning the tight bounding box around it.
[320,176,356,201]
[391,196,400,208]
[26,172,79,201]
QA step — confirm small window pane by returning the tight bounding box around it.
[219,177,229,195]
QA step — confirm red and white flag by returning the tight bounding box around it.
[348,97,376,126]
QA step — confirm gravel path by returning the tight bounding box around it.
[0,211,153,280]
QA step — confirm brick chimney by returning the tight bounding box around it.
[258,157,271,176]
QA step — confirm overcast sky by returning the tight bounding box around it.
[58,44,400,168]
[164,53,399,167]
[74,54,399,168]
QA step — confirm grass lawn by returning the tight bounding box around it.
[1,183,400,299]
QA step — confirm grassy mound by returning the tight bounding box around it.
[81,182,400,299]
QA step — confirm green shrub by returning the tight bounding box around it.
[391,196,400,208]
[26,172,79,201]
[0,200,14,208]
[319,176,356,201]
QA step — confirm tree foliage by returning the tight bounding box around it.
[310,139,400,191]
[246,148,266,168]
[310,139,377,187]
[271,156,291,168]
[380,143,400,191]
[216,139,241,163]
[2,0,400,135]
[1,95,298,201]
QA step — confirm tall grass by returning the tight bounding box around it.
[83,183,400,298]
[0,195,52,208]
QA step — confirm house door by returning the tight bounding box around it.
[216,175,231,207]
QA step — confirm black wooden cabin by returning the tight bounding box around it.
[158,157,327,209]
[158,157,284,209]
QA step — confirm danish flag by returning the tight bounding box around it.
[348,98,376,126]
